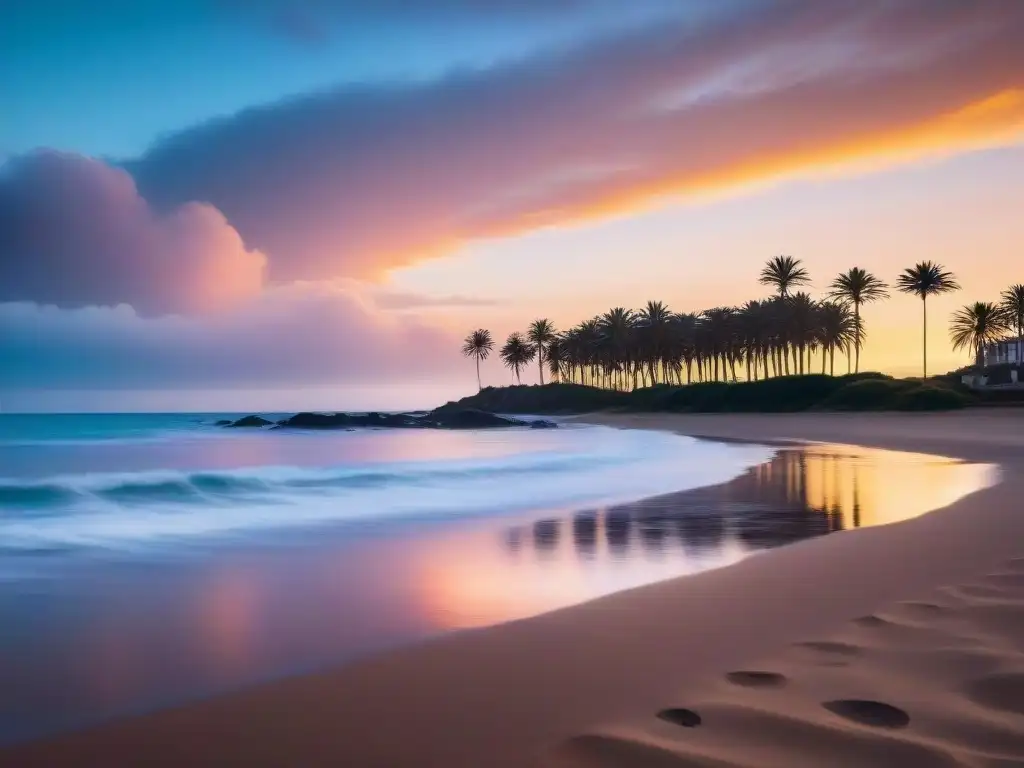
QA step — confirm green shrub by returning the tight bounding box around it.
[444,383,629,414]
[443,373,972,415]
[821,378,912,410]
[624,384,682,412]
[895,385,970,411]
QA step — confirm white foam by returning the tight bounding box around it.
[0,427,774,551]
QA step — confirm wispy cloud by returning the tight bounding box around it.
[0,284,461,390]
[123,0,1023,285]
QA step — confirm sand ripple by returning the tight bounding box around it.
[544,555,1024,767]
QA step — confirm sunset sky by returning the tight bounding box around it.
[3,0,1023,412]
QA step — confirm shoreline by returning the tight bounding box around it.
[5,409,1024,767]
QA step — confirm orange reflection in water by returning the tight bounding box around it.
[766,443,997,530]
[414,443,996,631]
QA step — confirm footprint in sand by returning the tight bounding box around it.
[822,699,910,729]
[656,708,703,727]
[724,670,787,689]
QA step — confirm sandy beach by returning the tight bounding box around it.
[5,409,1024,768]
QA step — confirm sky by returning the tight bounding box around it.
[2,0,1023,412]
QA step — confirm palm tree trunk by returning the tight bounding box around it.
[475,356,481,391]
[854,302,862,374]
[922,296,928,379]
[537,351,544,386]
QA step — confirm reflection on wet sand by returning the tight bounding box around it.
[503,443,994,561]
[0,442,994,744]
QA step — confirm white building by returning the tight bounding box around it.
[984,338,1022,366]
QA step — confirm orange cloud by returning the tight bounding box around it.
[121,1,1024,284]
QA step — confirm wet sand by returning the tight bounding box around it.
[5,410,1024,767]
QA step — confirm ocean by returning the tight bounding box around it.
[0,413,770,557]
[0,413,993,743]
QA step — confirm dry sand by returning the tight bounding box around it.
[5,409,1024,768]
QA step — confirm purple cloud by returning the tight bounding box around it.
[0,151,266,315]
[125,0,1024,287]
[0,285,462,390]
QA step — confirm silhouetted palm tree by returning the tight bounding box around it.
[461,329,494,391]
[950,302,1010,369]
[597,308,636,389]
[896,262,960,378]
[759,256,810,298]
[527,318,557,385]
[545,337,566,382]
[827,267,888,373]
[500,332,535,384]
[1000,284,1024,366]
[636,300,672,385]
[817,301,857,376]
[786,293,820,375]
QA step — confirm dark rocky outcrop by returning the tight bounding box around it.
[226,415,273,428]
[426,408,525,429]
[214,419,233,426]
[230,407,557,431]
[278,412,354,429]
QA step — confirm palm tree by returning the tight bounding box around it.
[896,261,960,378]
[817,301,857,376]
[527,318,557,385]
[597,308,636,389]
[786,293,819,375]
[999,284,1024,366]
[949,302,1010,369]
[637,300,673,385]
[545,337,566,383]
[827,267,888,373]
[461,329,494,391]
[500,332,535,384]
[759,255,810,298]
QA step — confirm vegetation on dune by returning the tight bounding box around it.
[459,256,1019,410]
[448,375,972,415]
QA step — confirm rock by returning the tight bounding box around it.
[428,408,525,429]
[242,408,535,431]
[214,419,233,426]
[226,415,273,428]
[277,411,426,429]
[278,412,354,429]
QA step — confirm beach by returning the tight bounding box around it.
[5,409,1024,767]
